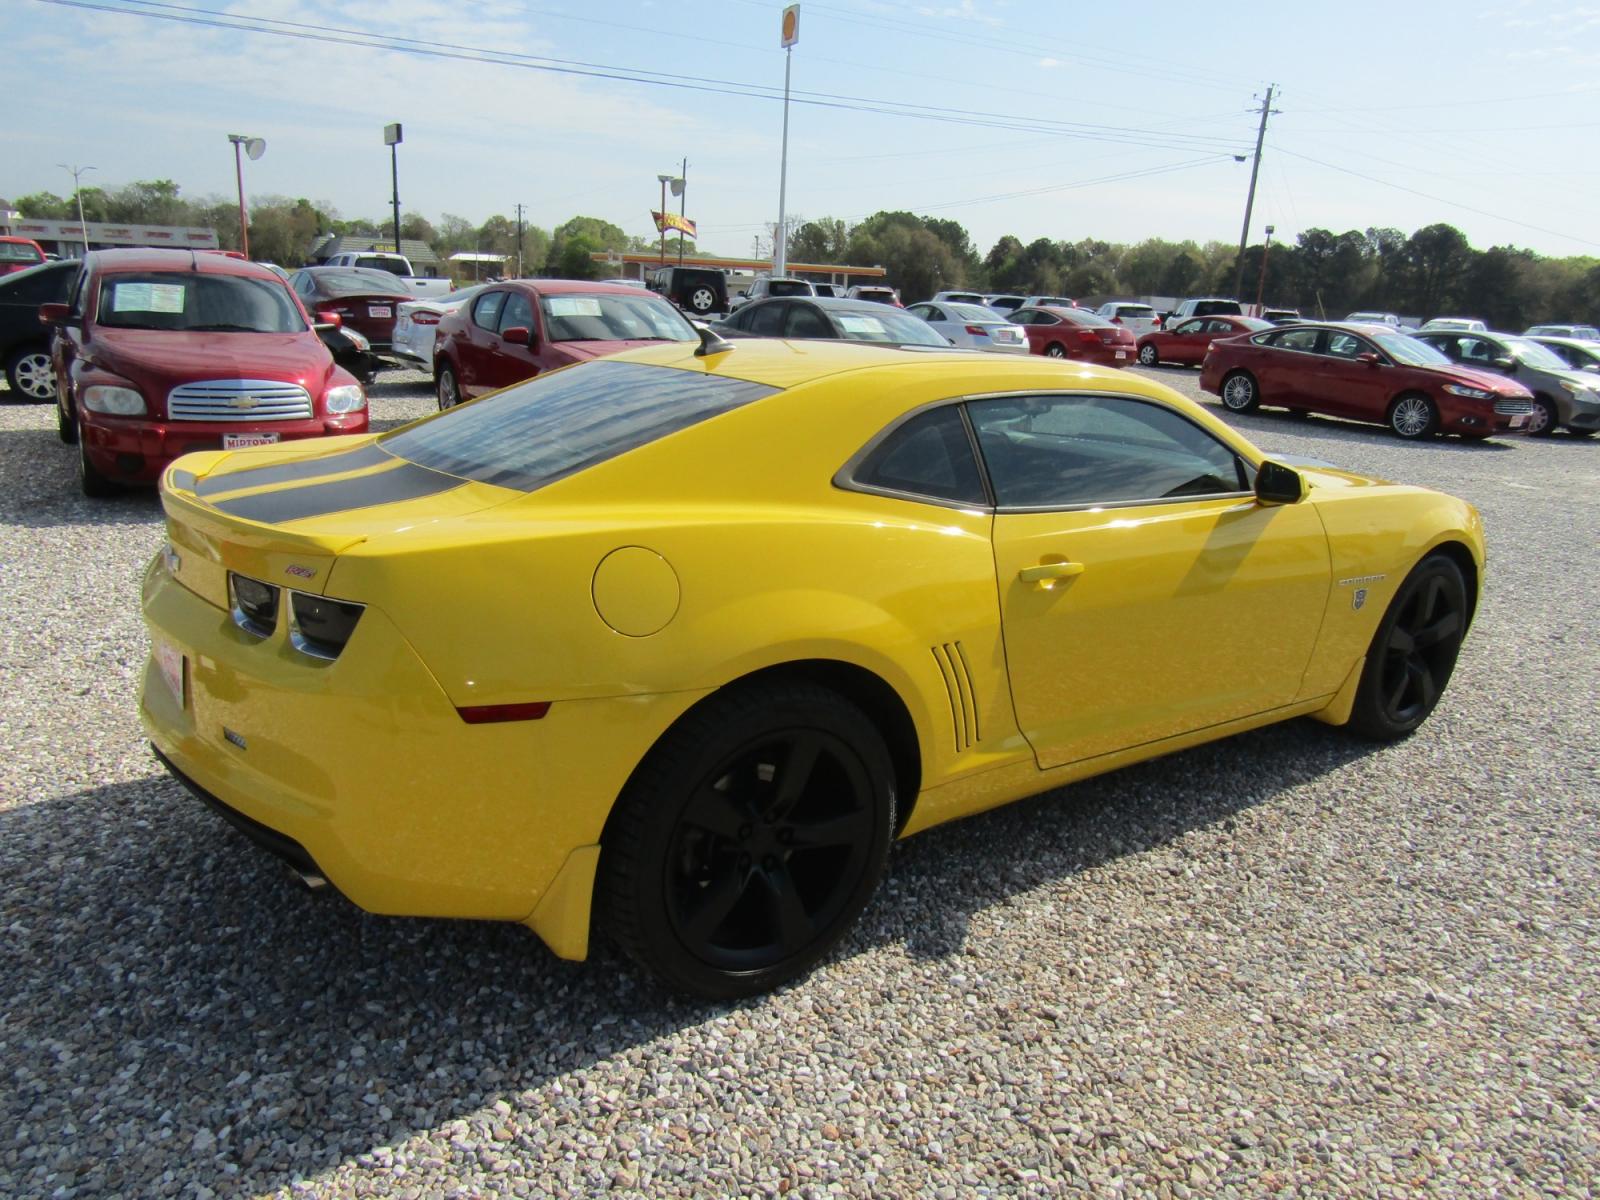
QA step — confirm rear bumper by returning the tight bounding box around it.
[81,411,369,484]
[138,553,706,929]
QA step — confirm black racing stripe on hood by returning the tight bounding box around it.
[209,462,463,523]
[195,442,394,498]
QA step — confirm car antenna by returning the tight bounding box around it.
[694,324,735,358]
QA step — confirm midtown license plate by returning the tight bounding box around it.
[369,305,392,318]
[223,432,281,449]
[153,638,185,709]
[1509,414,1528,429]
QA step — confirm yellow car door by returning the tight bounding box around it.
[969,393,1330,769]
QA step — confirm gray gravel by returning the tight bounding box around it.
[2,362,1597,1198]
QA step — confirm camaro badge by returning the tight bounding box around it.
[1353,588,1368,611]
[286,564,317,579]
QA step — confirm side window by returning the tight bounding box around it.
[472,291,506,331]
[924,305,947,323]
[747,301,787,336]
[851,405,986,506]
[1032,312,1061,326]
[1324,332,1372,359]
[1010,312,1035,326]
[1456,336,1495,364]
[784,303,832,339]
[1175,319,1206,335]
[499,291,534,333]
[906,304,931,319]
[1267,327,1320,352]
[968,394,1246,509]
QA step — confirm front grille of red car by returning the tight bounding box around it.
[1493,398,1535,415]
[168,379,314,422]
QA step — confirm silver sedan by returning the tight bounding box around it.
[393,285,488,367]
[904,301,1028,354]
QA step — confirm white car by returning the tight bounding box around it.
[1345,311,1402,328]
[392,285,488,366]
[930,290,988,306]
[1094,300,1161,337]
[1022,294,1076,310]
[904,300,1028,354]
[1420,317,1488,333]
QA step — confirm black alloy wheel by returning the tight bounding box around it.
[1348,555,1468,740]
[1137,343,1158,366]
[601,682,895,999]
[436,364,461,411]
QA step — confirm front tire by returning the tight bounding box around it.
[1347,555,1468,741]
[1526,395,1559,437]
[436,364,461,411]
[4,347,55,402]
[57,401,78,445]
[1220,370,1259,413]
[78,432,119,498]
[600,681,896,1000]
[1387,392,1438,439]
[1137,343,1158,366]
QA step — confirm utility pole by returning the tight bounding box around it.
[514,202,526,277]
[58,163,95,256]
[1232,84,1277,299]
[678,157,688,265]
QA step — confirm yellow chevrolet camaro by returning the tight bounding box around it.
[141,338,1483,998]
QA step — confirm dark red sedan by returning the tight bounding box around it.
[1137,315,1271,367]
[431,279,698,408]
[1198,322,1536,440]
[1011,305,1135,367]
[288,267,412,352]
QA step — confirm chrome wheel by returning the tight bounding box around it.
[1221,372,1258,412]
[6,350,55,402]
[1525,397,1557,437]
[1045,343,1067,358]
[436,366,460,411]
[1137,344,1158,366]
[1389,393,1437,439]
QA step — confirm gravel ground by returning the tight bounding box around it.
[1,362,1597,1198]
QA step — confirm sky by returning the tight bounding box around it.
[8,0,1600,262]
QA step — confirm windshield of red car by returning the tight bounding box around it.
[379,360,776,491]
[1374,334,1450,366]
[95,272,305,333]
[538,294,696,343]
[0,241,43,264]
[312,269,410,297]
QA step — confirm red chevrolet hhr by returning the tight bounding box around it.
[44,249,368,496]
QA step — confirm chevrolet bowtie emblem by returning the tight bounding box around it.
[230,395,260,409]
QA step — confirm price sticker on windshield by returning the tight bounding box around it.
[547,297,603,317]
[112,283,187,313]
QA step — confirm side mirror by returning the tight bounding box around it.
[501,326,533,346]
[1356,352,1381,366]
[736,290,748,299]
[1255,460,1306,506]
[1583,363,1600,373]
[1492,356,1515,370]
[315,310,342,328]
[39,302,70,326]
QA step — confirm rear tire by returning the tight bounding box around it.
[1347,555,1468,741]
[1526,395,1559,437]
[1387,392,1438,439]
[4,347,55,403]
[600,681,896,1000]
[688,287,717,314]
[436,364,461,411]
[1044,343,1067,359]
[1220,370,1259,413]
[1137,344,1158,366]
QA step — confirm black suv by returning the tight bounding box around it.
[647,266,730,317]
[1,260,78,401]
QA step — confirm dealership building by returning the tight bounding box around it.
[0,213,219,258]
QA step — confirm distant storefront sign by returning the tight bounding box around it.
[10,218,219,251]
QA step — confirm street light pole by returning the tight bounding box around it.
[383,123,403,259]
[226,134,265,258]
[57,163,95,255]
[678,157,688,266]
[657,174,671,266]
[775,5,800,277]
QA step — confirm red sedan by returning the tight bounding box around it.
[1198,322,1536,440]
[1137,315,1271,367]
[432,279,698,408]
[288,267,412,352]
[1011,305,1135,367]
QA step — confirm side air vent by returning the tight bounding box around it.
[931,641,981,753]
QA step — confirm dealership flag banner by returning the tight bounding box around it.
[653,211,697,238]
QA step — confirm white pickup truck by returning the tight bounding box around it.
[323,251,454,299]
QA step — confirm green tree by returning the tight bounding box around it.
[557,235,601,280]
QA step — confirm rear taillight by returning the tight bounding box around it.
[965,325,989,336]
[288,592,365,660]
[228,573,279,637]
[412,312,441,326]
[1076,329,1099,343]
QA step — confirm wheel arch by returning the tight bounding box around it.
[1426,538,1480,631]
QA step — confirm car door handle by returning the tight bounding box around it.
[1018,561,1085,583]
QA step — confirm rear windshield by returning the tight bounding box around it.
[96,272,304,332]
[1194,300,1242,316]
[380,360,776,492]
[0,242,44,263]
[538,293,697,343]
[354,256,408,275]
[949,302,1007,322]
[768,280,813,297]
[314,269,409,297]
[1115,305,1156,317]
